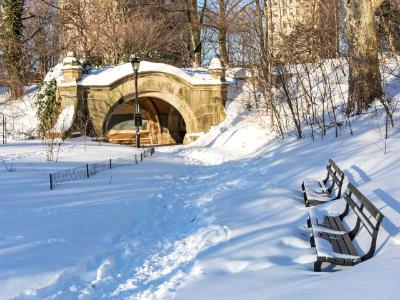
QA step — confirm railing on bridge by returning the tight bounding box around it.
[49,147,155,190]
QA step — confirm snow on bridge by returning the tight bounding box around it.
[55,53,230,145]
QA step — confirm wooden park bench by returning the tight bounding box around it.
[302,159,345,207]
[308,183,384,272]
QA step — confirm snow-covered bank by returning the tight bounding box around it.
[0,63,400,299]
[0,86,38,140]
[0,102,399,300]
[172,115,400,299]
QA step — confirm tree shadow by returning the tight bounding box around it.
[350,165,372,184]
[372,188,400,253]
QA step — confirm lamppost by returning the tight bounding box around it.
[130,55,141,148]
[1,113,6,145]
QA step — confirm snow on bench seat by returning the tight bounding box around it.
[304,187,336,204]
[302,159,345,207]
[308,198,347,229]
[314,235,361,262]
[303,177,329,194]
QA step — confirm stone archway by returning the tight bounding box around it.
[56,55,228,144]
[104,96,188,145]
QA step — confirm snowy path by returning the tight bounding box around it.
[0,143,189,298]
[0,143,237,299]
[1,117,400,300]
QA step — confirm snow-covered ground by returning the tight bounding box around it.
[0,86,38,140]
[1,69,400,299]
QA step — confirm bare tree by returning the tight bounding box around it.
[344,0,384,114]
[205,0,253,66]
[184,0,207,67]
[0,0,25,99]
[59,0,193,66]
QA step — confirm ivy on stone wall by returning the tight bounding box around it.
[35,79,57,136]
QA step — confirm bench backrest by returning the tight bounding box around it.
[324,159,345,199]
[343,183,384,261]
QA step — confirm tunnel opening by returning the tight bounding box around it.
[105,97,187,145]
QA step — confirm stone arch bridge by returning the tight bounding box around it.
[56,54,228,145]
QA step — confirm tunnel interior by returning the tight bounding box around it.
[106,97,187,145]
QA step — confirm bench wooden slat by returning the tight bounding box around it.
[345,188,377,237]
[327,168,341,187]
[326,217,351,255]
[329,159,344,178]
[319,219,342,254]
[330,217,359,257]
[348,183,383,223]
[317,230,345,265]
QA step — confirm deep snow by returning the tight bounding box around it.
[0,67,400,299]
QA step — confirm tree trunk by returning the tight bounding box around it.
[218,0,229,65]
[344,0,384,114]
[254,0,274,129]
[187,0,203,67]
[0,0,25,99]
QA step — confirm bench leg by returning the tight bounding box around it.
[314,260,323,272]
[310,235,315,247]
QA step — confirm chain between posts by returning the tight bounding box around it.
[49,147,155,190]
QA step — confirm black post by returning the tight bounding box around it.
[4,116,6,144]
[135,154,137,164]
[130,56,141,148]
[86,164,90,178]
[141,153,143,161]
[135,70,140,148]
[50,174,53,190]
[2,115,4,145]
[110,158,112,169]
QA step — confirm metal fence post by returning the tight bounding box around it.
[86,164,90,178]
[110,158,112,169]
[141,153,143,161]
[2,115,5,145]
[50,174,53,190]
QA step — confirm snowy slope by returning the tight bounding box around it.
[0,86,39,139]
[172,116,400,300]
[0,67,399,300]
[1,107,398,300]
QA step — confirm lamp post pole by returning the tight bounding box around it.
[1,114,7,145]
[134,68,140,148]
[130,55,141,148]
